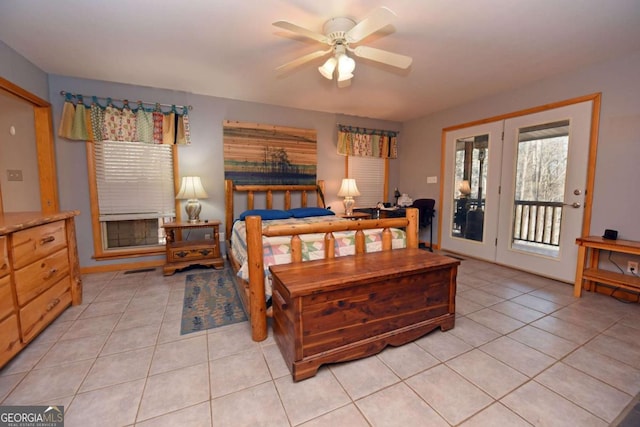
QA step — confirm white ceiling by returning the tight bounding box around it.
[1,0,640,122]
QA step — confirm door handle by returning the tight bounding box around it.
[563,202,581,208]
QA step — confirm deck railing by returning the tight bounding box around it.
[513,200,563,247]
[452,199,563,248]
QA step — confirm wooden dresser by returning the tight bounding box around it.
[270,248,459,381]
[0,211,82,368]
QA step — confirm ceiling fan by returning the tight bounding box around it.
[273,6,412,87]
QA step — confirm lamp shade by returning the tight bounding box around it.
[337,72,354,82]
[337,54,355,82]
[176,176,208,200]
[459,180,471,196]
[337,178,361,197]
[337,54,356,75]
[318,57,337,80]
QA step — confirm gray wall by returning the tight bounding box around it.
[0,91,40,211]
[0,41,49,100]
[0,41,48,213]
[395,49,640,268]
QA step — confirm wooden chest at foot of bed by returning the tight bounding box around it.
[270,248,459,381]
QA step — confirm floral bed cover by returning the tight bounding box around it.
[230,215,406,298]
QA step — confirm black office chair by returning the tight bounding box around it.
[412,199,435,251]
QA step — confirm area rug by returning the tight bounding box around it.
[181,268,247,335]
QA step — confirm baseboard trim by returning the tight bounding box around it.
[80,259,165,274]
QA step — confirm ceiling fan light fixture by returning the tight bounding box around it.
[275,7,412,87]
[337,53,356,75]
[318,56,337,80]
[337,71,353,82]
[337,78,352,88]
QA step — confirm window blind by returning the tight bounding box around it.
[95,141,175,221]
[348,156,385,208]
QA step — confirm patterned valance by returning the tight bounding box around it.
[336,124,398,159]
[58,91,192,145]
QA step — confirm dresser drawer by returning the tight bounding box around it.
[14,248,70,306]
[20,276,71,343]
[0,314,22,367]
[12,221,67,269]
[0,275,15,320]
[0,236,9,278]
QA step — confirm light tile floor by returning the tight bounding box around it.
[1,257,639,426]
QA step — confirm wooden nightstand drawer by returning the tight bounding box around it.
[0,315,21,367]
[12,221,67,269]
[0,237,8,278]
[14,248,70,306]
[20,277,71,343]
[168,241,220,263]
[0,275,15,320]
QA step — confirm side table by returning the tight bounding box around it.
[162,221,224,275]
[337,212,371,220]
[574,236,640,298]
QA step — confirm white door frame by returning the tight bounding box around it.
[438,93,601,279]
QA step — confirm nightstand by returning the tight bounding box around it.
[337,212,372,220]
[162,221,224,275]
[354,208,406,219]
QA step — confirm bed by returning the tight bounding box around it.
[224,179,419,341]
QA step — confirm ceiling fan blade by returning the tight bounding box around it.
[346,7,396,43]
[276,49,331,72]
[352,45,413,69]
[273,21,329,44]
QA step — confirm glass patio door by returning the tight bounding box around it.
[495,101,592,282]
[441,100,593,282]
[440,121,504,261]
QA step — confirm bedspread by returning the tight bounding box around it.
[231,215,406,298]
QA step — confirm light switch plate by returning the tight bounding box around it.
[7,169,23,181]
[427,176,437,184]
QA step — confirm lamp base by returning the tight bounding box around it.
[185,199,202,223]
[343,196,355,216]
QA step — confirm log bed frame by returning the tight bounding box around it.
[224,179,419,341]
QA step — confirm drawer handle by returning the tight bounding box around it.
[46,298,61,312]
[175,251,188,258]
[199,249,212,256]
[40,235,56,245]
[272,289,287,311]
[7,338,18,350]
[44,268,58,280]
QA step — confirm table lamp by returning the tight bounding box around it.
[176,176,208,223]
[337,178,360,216]
[459,180,471,198]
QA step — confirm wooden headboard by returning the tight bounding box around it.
[224,179,325,240]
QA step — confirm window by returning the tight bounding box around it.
[336,125,395,209]
[88,141,178,259]
[347,156,387,208]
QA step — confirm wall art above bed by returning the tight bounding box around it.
[223,120,317,185]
